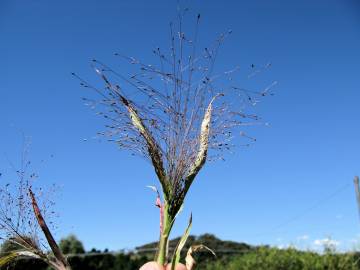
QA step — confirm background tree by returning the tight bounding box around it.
[59,235,85,255]
[76,9,275,268]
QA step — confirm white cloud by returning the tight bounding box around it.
[297,235,309,241]
[313,238,340,247]
[350,239,358,244]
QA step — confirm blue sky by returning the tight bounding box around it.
[1,0,360,252]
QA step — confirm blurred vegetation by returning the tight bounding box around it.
[202,247,360,270]
[59,235,85,255]
[1,234,360,270]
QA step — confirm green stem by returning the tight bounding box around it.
[156,202,175,266]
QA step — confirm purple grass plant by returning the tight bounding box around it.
[0,141,71,270]
[76,9,275,266]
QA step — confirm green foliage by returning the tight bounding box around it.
[0,238,47,270]
[66,253,148,270]
[3,235,360,270]
[170,214,192,270]
[0,237,39,254]
[0,253,19,268]
[202,247,360,270]
[0,241,23,254]
[0,257,48,270]
[59,235,85,255]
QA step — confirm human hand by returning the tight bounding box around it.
[139,261,187,270]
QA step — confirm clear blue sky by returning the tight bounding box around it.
[1,0,360,252]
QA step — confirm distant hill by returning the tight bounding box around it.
[135,233,255,263]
